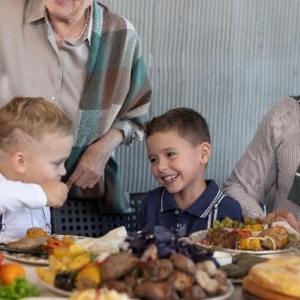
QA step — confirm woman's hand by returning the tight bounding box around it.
[66,127,124,189]
[262,208,300,232]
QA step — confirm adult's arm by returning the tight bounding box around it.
[66,127,124,190]
[223,100,284,219]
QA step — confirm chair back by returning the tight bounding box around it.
[50,193,145,237]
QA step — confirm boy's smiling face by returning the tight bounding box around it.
[146,130,210,198]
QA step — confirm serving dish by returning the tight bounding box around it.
[37,276,234,300]
[242,288,262,300]
[3,252,49,265]
[38,277,73,297]
[2,235,87,265]
[189,230,296,255]
[20,298,67,300]
[212,251,233,266]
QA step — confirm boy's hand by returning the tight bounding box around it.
[41,182,69,207]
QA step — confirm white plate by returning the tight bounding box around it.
[189,230,295,255]
[38,276,234,300]
[213,251,233,266]
[3,252,49,265]
[38,277,73,297]
[20,298,67,300]
[3,235,86,266]
[207,281,234,300]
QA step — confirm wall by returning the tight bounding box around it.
[100,0,300,193]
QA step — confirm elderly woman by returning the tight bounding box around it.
[0,0,151,213]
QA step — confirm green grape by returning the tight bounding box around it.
[208,228,214,234]
[232,220,239,228]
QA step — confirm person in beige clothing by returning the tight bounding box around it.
[0,0,151,212]
[223,96,300,231]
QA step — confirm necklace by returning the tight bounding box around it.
[42,208,52,234]
[50,7,90,42]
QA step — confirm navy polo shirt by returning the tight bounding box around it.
[137,180,243,236]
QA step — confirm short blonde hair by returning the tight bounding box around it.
[0,96,73,152]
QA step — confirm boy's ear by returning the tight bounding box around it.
[198,142,211,164]
[11,152,26,175]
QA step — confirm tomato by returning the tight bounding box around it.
[232,229,253,237]
[0,263,26,285]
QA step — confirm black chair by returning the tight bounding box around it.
[50,193,145,237]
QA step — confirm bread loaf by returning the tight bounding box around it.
[243,257,300,299]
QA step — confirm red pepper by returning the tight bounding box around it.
[232,229,253,237]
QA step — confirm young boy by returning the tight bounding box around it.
[0,96,74,242]
[138,107,243,235]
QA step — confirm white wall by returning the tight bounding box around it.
[100,0,300,193]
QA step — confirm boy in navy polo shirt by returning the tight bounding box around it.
[138,107,243,235]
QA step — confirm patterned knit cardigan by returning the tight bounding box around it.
[65,1,152,212]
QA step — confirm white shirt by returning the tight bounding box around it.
[0,173,50,242]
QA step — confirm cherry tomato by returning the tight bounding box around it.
[232,229,252,237]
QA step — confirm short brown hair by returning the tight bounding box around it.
[0,96,73,152]
[144,107,211,147]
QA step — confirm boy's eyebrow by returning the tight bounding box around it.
[161,147,176,152]
[147,147,177,158]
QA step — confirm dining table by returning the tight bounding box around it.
[2,228,298,300]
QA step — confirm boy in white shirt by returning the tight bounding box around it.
[0,96,73,242]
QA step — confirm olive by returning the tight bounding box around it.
[54,271,76,291]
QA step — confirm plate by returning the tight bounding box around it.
[206,281,234,300]
[229,278,243,284]
[3,235,86,265]
[20,298,67,300]
[3,252,49,265]
[213,251,233,266]
[38,277,73,297]
[242,288,261,300]
[38,276,234,300]
[189,230,295,255]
